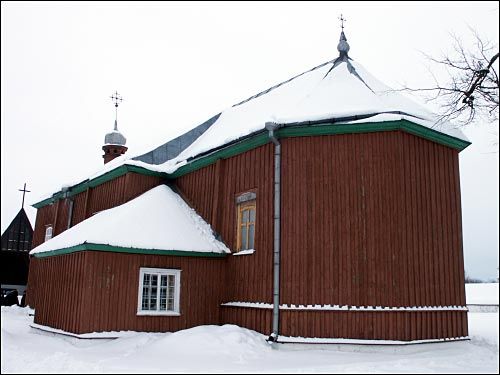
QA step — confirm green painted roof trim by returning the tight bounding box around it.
[277,119,470,150]
[168,132,270,179]
[33,119,470,208]
[171,119,470,178]
[33,165,169,208]
[32,242,229,259]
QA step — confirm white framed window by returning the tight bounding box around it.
[137,268,181,316]
[44,226,53,242]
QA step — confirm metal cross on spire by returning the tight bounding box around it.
[339,14,346,31]
[18,183,31,209]
[110,91,123,131]
[110,90,123,108]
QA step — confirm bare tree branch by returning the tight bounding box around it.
[397,30,499,126]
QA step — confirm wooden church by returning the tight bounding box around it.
[1,186,33,300]
[26,29,471,343]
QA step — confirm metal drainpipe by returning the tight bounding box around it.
[62,186,74,230]
[67,198,74,229]
[265,121,281,343]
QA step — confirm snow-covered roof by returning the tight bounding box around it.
[131,32,468,173]
[158,58,466,173]
[33,31,470,206]
[30,185,230,256]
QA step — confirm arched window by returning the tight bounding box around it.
[44,226,53,242]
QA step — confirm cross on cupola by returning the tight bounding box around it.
[337,13,350,57]
[110,91,123,131]
[339,14,346,31]
[18,183,30,209]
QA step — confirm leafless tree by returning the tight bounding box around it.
[464,271,484,284]
[403,30,499,127]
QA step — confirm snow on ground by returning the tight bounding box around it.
[466,283,499,305]
[1,306,498,374]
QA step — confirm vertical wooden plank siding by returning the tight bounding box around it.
[28,131,467,340]
[71,192,88,227]
[31,173,163,250]
[54,199,69,236]
[31,204,56,249]
[31,251,226,334]
[27,172,164,308]
[29,252,86,333]
[279,310,468,340]
[175,143,275,306]
[277,131,467,339]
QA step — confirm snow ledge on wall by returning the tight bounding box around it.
[221,302,468,312]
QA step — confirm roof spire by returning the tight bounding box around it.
[103,91,127,164]
[337,14,350,56]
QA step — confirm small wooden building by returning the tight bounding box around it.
[1,208,33,297]
[27,31,470,343]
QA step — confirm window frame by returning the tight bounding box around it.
[44,225,53,242]
[236,200,256,252]
[137,267,181,316]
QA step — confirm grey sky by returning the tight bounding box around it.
[1,1,498,280]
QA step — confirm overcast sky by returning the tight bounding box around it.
[1,1,498,280]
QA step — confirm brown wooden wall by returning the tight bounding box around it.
[31,173,163,249]
[175,132,467,307]
[279,310,467,340]
[32,204,57,248]
[280,131,466,309]
[176,131,467,339]
[27,130,468,340]
[221,307,467,340]
[28,172,163,308]
[175,144,275,304]
[221,306,273,335]
[30,251,226,334]
[28,252,88,333]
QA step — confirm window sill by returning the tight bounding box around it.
[136,311,181,316]
[233,249,255,256]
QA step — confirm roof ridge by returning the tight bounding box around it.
[231,59,335,108]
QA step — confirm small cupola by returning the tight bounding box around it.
[102,91,128,164]
[337,31,350,56]
[337,14,350,58]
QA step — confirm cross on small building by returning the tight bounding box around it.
[339,14,346,31]
[18,183,31,209]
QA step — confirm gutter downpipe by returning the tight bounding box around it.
[265,121,281,343]
[62,186,74,230]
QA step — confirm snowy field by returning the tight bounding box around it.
[1,307,498,374]
[465,283,499,305]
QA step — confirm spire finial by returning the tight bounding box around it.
[110,91,123,130]
[18,183,30,209]
[339,14,346,31]
[337,14,350,56]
